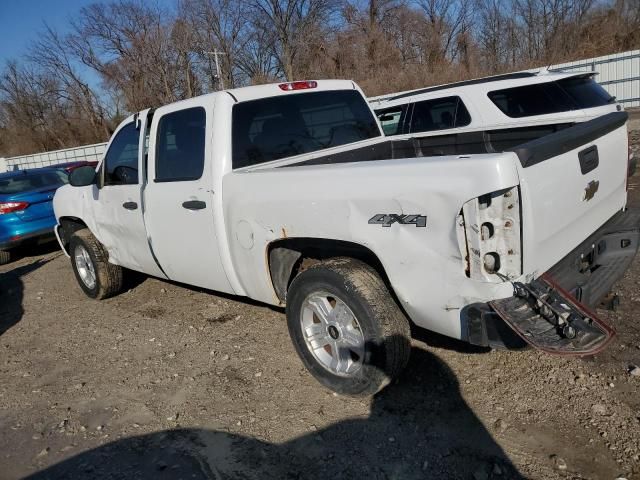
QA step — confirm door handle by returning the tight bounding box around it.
[182,200,206,210]
[122,201,138,210]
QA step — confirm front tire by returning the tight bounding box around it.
[286,257,411,396]
[69,229,123,299]
[0,250,11,266]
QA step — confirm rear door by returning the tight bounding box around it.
[514,112,629,275]
[143,99,233,293]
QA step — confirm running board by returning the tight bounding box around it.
[489,274,615,355]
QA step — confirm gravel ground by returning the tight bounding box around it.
[0,134,639,480]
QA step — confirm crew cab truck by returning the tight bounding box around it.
[53,79,639,396]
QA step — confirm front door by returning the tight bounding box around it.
[143,100,233,293]
[91,111,164,277]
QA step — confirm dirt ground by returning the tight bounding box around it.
[1,135,640,480]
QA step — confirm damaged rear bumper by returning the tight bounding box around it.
[464,206,640,355]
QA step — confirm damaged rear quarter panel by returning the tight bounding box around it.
[222,153,521,339]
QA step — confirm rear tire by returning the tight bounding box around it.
[69,229,123,299]
[0,250,11,265]
[286,257,411,396]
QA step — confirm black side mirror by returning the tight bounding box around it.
[69,165,97,187]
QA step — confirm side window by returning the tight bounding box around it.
[155,107,206,182]
[376,107,404,135]
[104,123,139,185]
[557,76,614,108]
[488,83,575,118]
[409,96,471,134]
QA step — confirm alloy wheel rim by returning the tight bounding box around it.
[74,245,96,289]
[300,292,365,377]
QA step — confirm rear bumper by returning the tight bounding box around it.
[0,228,56,250]
[0,217,57,250]
[546,206,640,307]
[465,206,640,352]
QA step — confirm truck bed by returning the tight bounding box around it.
[282,112,627,168]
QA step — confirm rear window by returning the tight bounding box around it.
[232,90,381,168]
[0,170,68,195]
[409,96,471,133]
[488,76,614,118]
[557,76,614,108]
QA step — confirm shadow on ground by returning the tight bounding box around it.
[0,258,53,336]
[27,346,522,480]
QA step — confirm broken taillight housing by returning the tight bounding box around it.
[627,145,636,192]
[0,201,29,215]
[456,186,522,281]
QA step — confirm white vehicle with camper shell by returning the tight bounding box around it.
[369,70,624,155]
[53,78,638,396]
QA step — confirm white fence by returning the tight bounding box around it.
[0,142,107,173]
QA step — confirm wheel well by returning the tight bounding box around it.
[58,217,88,251]
[267,238,389,302]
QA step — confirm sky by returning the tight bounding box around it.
[0,0,96,64]
[0,0,178,91]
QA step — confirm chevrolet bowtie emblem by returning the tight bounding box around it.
[583,180,599,201]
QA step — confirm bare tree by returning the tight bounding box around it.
[3,0,640,158]
[180,0,248,89]
[250,0,336,80]
[67,0,200,111]
[417,0,472,66]
[28,25,111,140]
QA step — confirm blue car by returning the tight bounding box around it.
[0,167,69,265]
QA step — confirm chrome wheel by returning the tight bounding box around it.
[300,292,365,377]
[74,245,96,289]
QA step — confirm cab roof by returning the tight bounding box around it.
[226,79,358,103]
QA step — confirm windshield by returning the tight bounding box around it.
[0,170,68,195]
[232,90,381,168]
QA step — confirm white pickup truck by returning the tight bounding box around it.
[53,79,639,395]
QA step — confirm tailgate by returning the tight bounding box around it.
[511,112,629,276]
[490,275,615,355]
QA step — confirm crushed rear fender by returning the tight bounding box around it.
[489,274,615,356]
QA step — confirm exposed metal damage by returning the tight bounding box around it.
[457,186,522,281]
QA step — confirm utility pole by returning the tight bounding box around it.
[203,49,227,90]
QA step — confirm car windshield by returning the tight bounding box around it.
[232,90,381,168]
[0,170,68,195]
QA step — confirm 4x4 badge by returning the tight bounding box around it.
[368,214,427,228]
[583,180,599,201]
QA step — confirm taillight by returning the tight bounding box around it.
[278,81,318,91]
[0,202,29,215]
[456,186,522,282]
